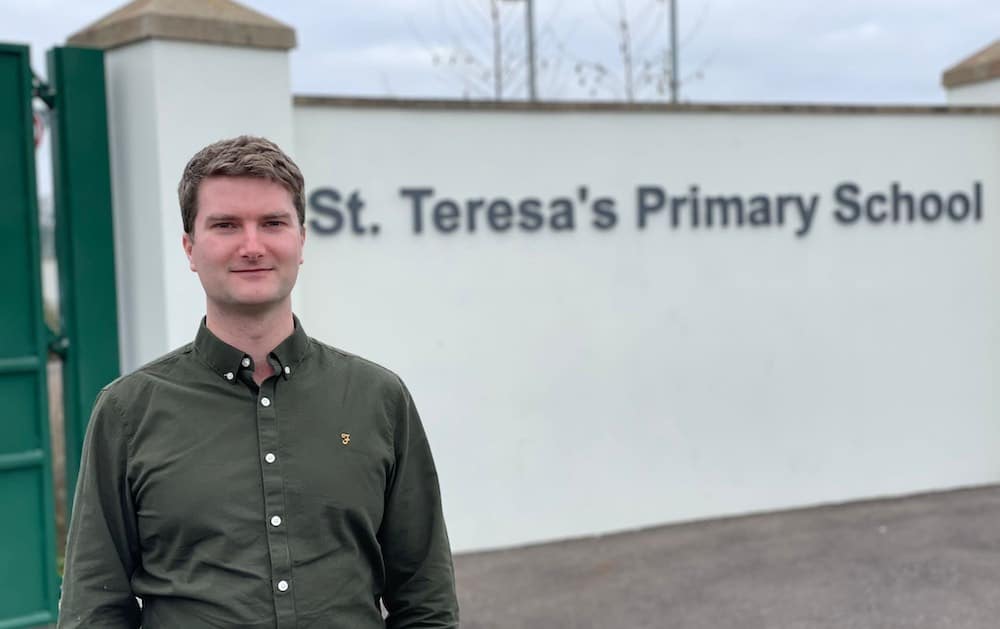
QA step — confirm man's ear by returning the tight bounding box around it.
[299,226,306,265]
[182,232,196,271]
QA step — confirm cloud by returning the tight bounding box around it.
[820,21,885,48]
[2,0,998,103]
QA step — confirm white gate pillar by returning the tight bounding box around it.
[68,0,297,371]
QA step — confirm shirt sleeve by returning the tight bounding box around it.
[57,387,142,629]
[379,379,460,629]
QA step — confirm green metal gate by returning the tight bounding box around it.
[0,43,119,628]
[0,43,60,629]
[47,46,122,518]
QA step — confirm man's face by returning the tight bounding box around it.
[183,176,305,314]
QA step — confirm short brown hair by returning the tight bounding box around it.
[178,135,305,235]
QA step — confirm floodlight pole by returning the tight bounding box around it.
[669,0,679,103]
[503,0,538,101]
[526,0,537,100]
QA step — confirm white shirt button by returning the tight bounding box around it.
[241,357,251,367]
[277,580,289,592]
[284,366,291,375]
[271,515,282,527]
[260,397,271,407]
[224,372,234,381]
[264,452,276,464]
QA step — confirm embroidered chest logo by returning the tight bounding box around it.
[341,433,351,446]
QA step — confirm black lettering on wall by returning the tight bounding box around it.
[919,192,944,222]
[947,192,971,221]
[833,183,861,224]
[488,199,514,231]
[890,182,915,222]
[466,198,486,232]
[519,198,544,231]
[705,196,743,228]
[866,193,887,223]
[347,191,366,234]
[637,186,665,229]
[434,199,461,233]
[308,188,345,235]
[400,187,434,234]
[747,196,771,226]
[550,198,575,231]
[592,198,617,230]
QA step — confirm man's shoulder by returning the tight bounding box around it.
[307,337,406,392]
[86,344,195,431]
[100,343,196,400]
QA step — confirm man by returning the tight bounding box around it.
[58,136,459,628]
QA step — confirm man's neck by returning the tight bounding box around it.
[205,302,294,383]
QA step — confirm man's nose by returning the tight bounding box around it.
[239,226,265,258]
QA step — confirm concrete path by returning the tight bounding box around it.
[454,485,1000,628]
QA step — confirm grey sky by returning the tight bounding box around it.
[2,0,998,103]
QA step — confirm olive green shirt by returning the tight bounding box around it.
[58,318,458,629]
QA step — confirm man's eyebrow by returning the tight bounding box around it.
[261,211,295,220]
[203,213,239,222]
[202,211,294,222]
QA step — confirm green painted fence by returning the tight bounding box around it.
[48,46,121,516]
[0,44,119,628]
[0,43,60,629]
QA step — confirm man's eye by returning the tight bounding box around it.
[265,220,286,227]
[213,222,235,229]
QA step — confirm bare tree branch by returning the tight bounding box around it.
[681,0,712,48]
[411,0,711,102]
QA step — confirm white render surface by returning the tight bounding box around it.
[293,104,999,552]
[105,41,167,373]
[947,78,1000,105]
[104,39,294,371]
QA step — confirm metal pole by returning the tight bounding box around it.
[669,0,679,103]
[492,0,502,100]
[526,0,537,100]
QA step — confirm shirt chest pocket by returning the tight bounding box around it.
[282,429,392,532]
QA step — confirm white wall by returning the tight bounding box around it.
[105,42,167,373]
[292,103,999,551]
[104,39,294,371]
[947,78,1000,105]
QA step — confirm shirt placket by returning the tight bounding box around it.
[255,375,297,627]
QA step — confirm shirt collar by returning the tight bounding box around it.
[270,315,311,377]
[194,315,311,383]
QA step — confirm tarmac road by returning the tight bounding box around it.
[454,485,1000,629]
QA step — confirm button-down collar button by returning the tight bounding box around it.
[264,452,276,464]
[224,372,234,381]
[270,515,282,527]
[277,580,289,592]
[284,366,291,375]
[241,357,251,368]
[260,397,271,407]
